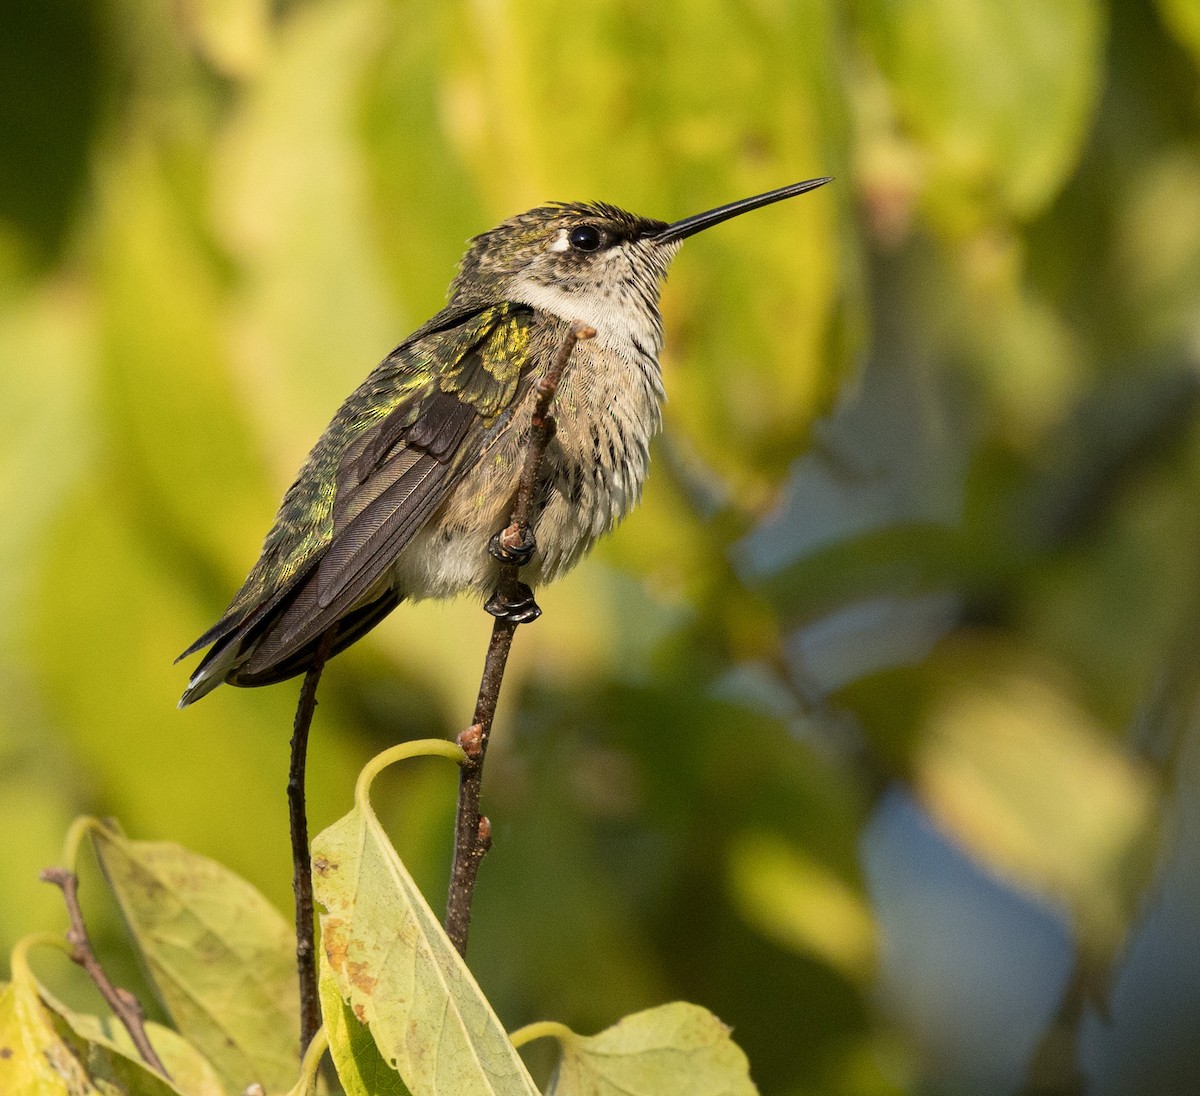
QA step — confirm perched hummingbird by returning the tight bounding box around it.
[178,178,831,705]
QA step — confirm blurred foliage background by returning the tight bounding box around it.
[2,0,1200,1093]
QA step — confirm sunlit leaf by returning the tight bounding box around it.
[0,280,93,960]
[312,740,538,1096]
[1157,0,1200,64]
[439,0,846,476]
[175,0,271,79]
[319,949,412,1096]
[1116,152,1200,346]
[94,138,273,582]
[916,646,1156,947]
[528,1003,757,1096]
[42,993,226,1096]
[727,831,875,981]
[0,283,92,630]
[0,938,199,1095]
[87,820,299,1094]
[853,0,1105,226]
[0,955,100,1095]
[212,0,400,477]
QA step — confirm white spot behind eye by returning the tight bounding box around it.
[548,230,570,253]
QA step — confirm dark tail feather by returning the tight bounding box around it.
[229,589,403,688]
[176,612,247,664]
[179,566,402,705]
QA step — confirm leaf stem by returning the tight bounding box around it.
[61,815,98,875]
[444,321,595,958]
[10,932,73,979]
[509,1019,574,1049]
[39,867,170,1078]
[354,738,469,807]
[291,1024,330,1096]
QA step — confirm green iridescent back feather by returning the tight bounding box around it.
[180,302,533,660]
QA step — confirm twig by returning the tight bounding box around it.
[444,623,513,957]
[444,320,595,957]
[40,866,170,1077]
[289,626,338,1055]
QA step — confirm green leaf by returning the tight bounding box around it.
[1157,0,1200,65]
[87,819,299,1094]
[320,949,412,1096]
[853,0,1104,226]
[375,0,848,481]
[212,0,401,468]
[312,740,538,1096]
[0,945,103,1096]
[529,1003,758,1096]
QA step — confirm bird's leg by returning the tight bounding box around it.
[485,581,541,623]
[489,521,537,566]
[486,521,542,621]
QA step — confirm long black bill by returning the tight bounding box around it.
[653,176,833,244]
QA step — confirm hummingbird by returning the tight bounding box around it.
[178,178,831,705]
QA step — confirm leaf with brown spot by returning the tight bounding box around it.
[319,951,412,1096]
[312,739,537,1096]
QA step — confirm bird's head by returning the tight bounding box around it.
[448,178,832,337]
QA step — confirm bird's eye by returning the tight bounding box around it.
[568,225,603,252]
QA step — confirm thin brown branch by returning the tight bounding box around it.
[41,866,169,1077]
[289,625,338,1056]
[444,320,595,957]
[444,621,516,956]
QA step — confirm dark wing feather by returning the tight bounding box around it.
[184,301,536,692]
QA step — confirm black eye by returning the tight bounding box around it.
[568,225,602,252]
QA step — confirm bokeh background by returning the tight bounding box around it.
[4,0,1200,1093]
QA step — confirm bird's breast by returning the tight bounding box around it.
[391,334,665,601]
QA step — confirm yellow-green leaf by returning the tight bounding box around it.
[916,651,1155,949]
[527,1003,758,1096]
[1157,0,1200,64]
[0,953,102,1096]
[87,819,299,1094]
[312,740,538,1096]
[1,933,210,1096]
[42,993,226,1096]
[727,831,876,982]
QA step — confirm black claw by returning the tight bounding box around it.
[489,526,537,566]
[485,582,542,624]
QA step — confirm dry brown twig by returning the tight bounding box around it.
[40,866,170,1077]
[444,320,595,957]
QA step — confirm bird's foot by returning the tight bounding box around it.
[489,524,537,567]
[485,581,542,624]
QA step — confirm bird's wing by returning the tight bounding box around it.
[180,301,536,687]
